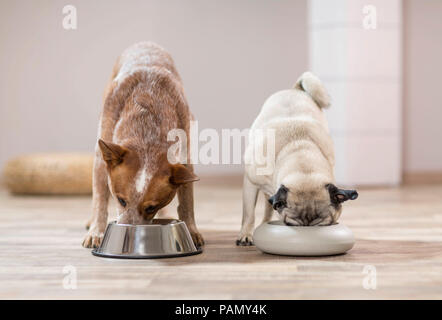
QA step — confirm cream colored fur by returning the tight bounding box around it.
[238,72,339,245]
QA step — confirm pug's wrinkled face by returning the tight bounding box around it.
[268,183,358,226]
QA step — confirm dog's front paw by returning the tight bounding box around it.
[236,234,254,246]
[190,229,205,248]
[82,227,105,248]
[284,216,303,226]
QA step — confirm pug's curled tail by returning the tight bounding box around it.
[294,72,330,108]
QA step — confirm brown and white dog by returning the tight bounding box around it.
[82,42,204,248]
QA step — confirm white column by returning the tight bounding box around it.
[308,0,402,186]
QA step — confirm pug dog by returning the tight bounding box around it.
[237,72,358,246]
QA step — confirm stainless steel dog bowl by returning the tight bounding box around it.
[92,219,202,259]
[253,221,355,256]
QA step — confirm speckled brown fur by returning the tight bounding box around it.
[83,42,203,248]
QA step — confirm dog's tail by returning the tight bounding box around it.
[294,72,330,108]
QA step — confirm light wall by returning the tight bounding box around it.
[309,0,402,186]
[1,0,441,184]
[403,0,442,174]
[0,0,308,176]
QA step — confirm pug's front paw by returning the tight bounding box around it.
[236,234,254,246]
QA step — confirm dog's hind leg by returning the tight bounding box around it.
[237,175,259,246]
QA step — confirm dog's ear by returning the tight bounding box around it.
[169,164,199,186]
[98,139,127,168]
[326,183,358,204]
[268,185,289,210]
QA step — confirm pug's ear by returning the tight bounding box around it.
[98,139,128,168]
[326,183,358,204]
[268,185,289,210]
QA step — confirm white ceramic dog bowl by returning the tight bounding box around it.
[92,219,202,259]
[253,220,355,256]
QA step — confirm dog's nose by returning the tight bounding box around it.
[349,191,358,200]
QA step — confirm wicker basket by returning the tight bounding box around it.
[2,153,94,195]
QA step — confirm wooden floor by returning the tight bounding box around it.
[0,181,441,299]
